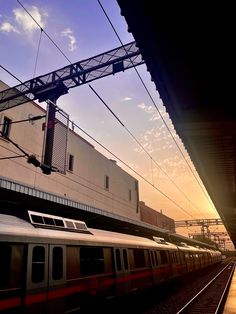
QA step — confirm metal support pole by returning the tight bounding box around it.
[42,98,57,174]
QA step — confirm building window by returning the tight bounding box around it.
[104,175,109,190]
[68,154,74,172]
[129,189,132,201]
[1,116,11,138]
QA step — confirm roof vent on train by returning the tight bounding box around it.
[153,236,167,244]
[179,242,189,247]
[28,211,91,233]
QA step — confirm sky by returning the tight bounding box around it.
[0,0,233,248]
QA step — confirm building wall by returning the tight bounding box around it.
[140,201,175,232]
[0,81,140,220]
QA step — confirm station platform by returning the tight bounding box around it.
[223,264,236,313]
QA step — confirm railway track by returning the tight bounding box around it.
[177,261,235,314]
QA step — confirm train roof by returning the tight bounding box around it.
[0,212,221,254]
[0,213,172,249]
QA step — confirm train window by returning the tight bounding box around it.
[52,247,63,280]
[0,244,24,289]
[115,249,122,271]
[0,245,11,288]
[150,251,154,266]
[155,251,159,265]
[32,246,45,283]
[159,250,168,264]
[133,249,146,269]
[123,249,129,270]
[67,246,80,279]
[180,252,185,263]
[103,248,113,273]
[80,247,104,275]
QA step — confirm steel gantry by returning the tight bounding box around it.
[0,41,143,111]
[0,41,144,173]
[175,218,223,237]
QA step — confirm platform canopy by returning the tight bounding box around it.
[117,1,236,246]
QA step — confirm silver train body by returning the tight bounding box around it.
[0,211,222,313]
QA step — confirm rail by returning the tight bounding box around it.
[177,261,236,314]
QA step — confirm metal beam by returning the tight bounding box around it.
[0,41,143,112]
[175,218,223,228]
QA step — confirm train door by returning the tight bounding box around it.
[179,251,187,274]
[25,244,66,314]
[0,243,25,313]
[113,248,131,296]
[25,244,48,314]
[47,245,66,314]
[150,250,159,284]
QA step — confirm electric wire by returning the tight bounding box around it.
[0,65,23,84]
[0,68,193,217]
[97,0,216,213]
[67,117,195,218]
[13,1,202,217]
[4,3,205,217]
[0,155,25,160]
[1,152,140,214]
[16,0,74,66]
[33,28,43,78]
[90,83,203,216]
[0,115,46,126]
[0,74,193,217]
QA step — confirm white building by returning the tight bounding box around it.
[0,80,140,221]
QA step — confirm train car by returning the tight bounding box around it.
[0,211,222,313]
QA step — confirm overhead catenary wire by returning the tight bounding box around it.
[0,102,194,217]
[0,115,46,126]
[3,0,201,217]
[67,117,195,218]
[0,65,23,84]
[89,83,203,217]
[97,0,217,214]
[0,155,26,160]
[16,0,74,66]
[0,98,194,217]
[33,28,43,78]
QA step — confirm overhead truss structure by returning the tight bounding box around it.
[0,41,143,111]
[175,219,223,228]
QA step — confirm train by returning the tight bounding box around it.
[0,210,222,313]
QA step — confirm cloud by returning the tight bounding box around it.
[0,21,19,33]
[0,6,47,35]
[137,102,154,114]
[13,6,47,32]
[61,28,77,52]
[121,96,132,102]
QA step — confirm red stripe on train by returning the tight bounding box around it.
[25,292,47,304]
[0,297,21,310]
[0,267,170,308]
